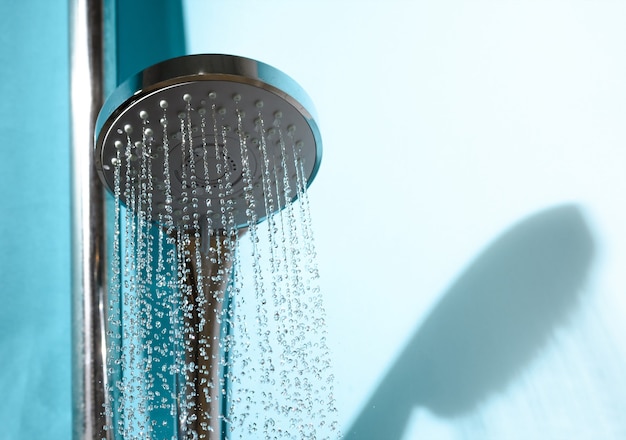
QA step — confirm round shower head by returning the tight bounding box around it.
[94,54,322,230]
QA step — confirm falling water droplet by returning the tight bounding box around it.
[103,87,339,440]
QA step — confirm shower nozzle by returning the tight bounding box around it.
[94,54,322,230]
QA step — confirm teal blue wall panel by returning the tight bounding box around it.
[0,1,186,438]
[0,1,71,438]
[116,0,187,83]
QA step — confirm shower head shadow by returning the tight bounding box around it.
[94,54,322,232]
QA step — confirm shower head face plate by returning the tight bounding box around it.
[95,54,322,230]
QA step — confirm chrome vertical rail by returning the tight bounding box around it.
[70,0,115,438]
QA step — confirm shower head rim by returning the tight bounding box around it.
[94,53,322,187]
[96,74,318,143]
[94,53,323,230]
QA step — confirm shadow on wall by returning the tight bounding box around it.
[116,0,187,83]
[346,204,595,439]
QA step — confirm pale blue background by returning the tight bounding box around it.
[186,1,626,438]
[4,1,626,439]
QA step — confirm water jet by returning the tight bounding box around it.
[71,4,335,436]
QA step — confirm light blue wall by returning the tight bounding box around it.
[184,1,626,438]
[0,1,71,438]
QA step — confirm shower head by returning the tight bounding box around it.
[94,54,322,231]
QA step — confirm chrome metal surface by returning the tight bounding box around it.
[94,54,322,229]
[70,0,115,438]
[178,231,240,438]
[88,53,322,439]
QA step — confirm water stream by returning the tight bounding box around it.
[103,91,338,439]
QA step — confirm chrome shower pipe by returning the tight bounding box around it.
[70,0,115,438]
[69,1,237,435]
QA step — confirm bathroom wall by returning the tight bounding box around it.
[183,1,626,438]
[3,1,626,439]
[0,1,71,438]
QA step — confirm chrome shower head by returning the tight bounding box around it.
[94,54,322,230]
